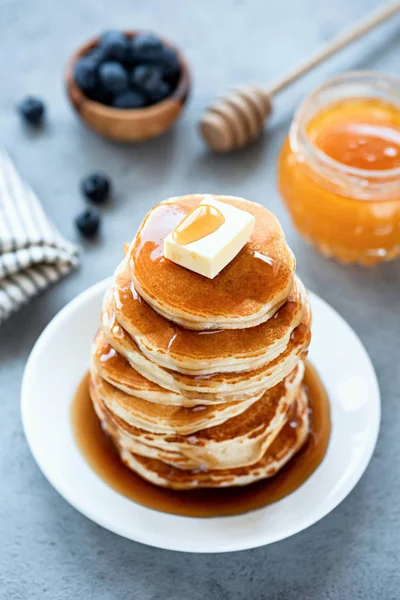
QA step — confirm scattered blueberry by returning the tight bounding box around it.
[98,61,128,93]
[99,30,127,61]
[132,33,163,59]
[113,90,147,109]
[18,96,46,126]
[75,207,101,237]
[74,57,97,92]
[81,172,111,204]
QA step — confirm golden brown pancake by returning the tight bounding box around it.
[110,257,305,374]
[92,330,183,404]
[93,329,269,406]
[89,363,304,470]
[101,293,311,401]
[90,365,262,435]
[89,194,314,492]
[130,195,296,330]
[95,386,310,489]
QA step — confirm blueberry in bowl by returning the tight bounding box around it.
[65,30,190,142]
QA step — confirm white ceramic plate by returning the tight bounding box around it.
[21,279,380,553]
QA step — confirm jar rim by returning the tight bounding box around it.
[291,71,400,190]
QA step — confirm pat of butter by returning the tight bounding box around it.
[164,197,255,279]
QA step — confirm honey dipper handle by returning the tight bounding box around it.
[267,1,400,96]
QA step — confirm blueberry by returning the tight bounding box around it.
[81,172,111,204]
[112,90,147,109]
[74,57,97,92]
[131,65,171,103]
[132,33,163,59]
[99,30,128,61]
[131,65,162,94]
[148,80,172,103]
[158,47,181,83]
[18,96,46,126]
[98,61,128,93]
[75,207,101,237]
[122,38,138,66]
[86,83,113,106]
[86,46,107,66]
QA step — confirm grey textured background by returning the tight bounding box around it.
[1,0,400,598]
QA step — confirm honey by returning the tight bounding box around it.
[309,99,400,171]
[278,72,400,265]
[172,204,225,245]
[71,362,331,518]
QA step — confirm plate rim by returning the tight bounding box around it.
[21,278,381,553]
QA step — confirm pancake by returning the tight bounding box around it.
[98,387,310,489]
[89,362,304,470]
[92,330,183,404]
[94,330,269,406]
[130,195,296,330]
[102,294,311,401]
[110,257,305,374]
[90,366,263,435]
[88,194,315,494]
[91,383,196,470]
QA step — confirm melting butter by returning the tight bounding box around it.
[172,204,225,246]
[164,197,255,279]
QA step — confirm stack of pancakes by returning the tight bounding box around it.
[90,195,312,489]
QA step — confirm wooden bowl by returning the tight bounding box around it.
[65,31,190,142]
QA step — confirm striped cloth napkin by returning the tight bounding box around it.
[0,151,79,325]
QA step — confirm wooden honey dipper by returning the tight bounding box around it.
[200,1,400,152]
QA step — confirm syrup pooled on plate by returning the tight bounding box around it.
[172,204,225,245]
[71,362,331,518]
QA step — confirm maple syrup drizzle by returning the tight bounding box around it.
[71,362,331,518]
[172,204,225,246]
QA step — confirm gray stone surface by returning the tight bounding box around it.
[1,0,400,598]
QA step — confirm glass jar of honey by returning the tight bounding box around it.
[278,72,400,265]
